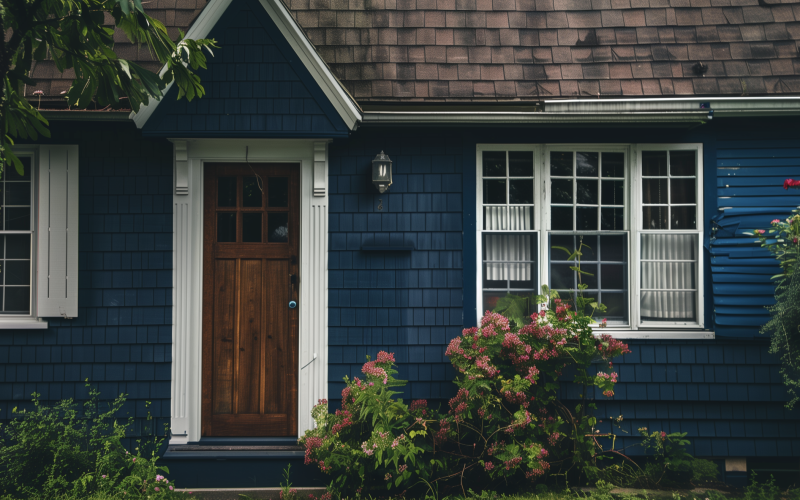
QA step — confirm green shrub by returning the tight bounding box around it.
[0,384,178,499]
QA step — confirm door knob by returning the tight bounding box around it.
[289,301,297,309]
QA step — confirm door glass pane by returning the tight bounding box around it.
[550,152,573,176]
[483,151,506,176]
[268,177,289,207]
[242,213,262,242]
[243,177,263,207]
[508,152,533,176]
[268,213,289,242]
[576,152,598,177]
[218,177,237,207]
[217,213,236,242]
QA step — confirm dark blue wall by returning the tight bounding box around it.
[327,131,465,402]
[142,0,349,138]
[327,118,800,458]
[4,122,173,444]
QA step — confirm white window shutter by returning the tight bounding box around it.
[37,145,79,318]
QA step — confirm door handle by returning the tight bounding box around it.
[289,300,297,309]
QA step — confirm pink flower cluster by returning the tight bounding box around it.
[484,461,495,471]
[487,441,505,456]
[475,355,499,378]
[448,388,470,422]
[596,334,632,358]
[597,371,619,383]
[304,436,324,465]
[409,399,428,413]
[504,456,523,470]
[784,179,800,190]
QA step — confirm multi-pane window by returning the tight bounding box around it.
[0,157,33,314]
[477,144,703,331]
[547,149,629,325]
[638,149,701,324]
[479,150,537,317]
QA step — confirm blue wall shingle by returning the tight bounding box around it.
[142,0,348,138]
[5,122,173,444]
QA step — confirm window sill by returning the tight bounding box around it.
[596,329,713,339]
[0,319,49,329]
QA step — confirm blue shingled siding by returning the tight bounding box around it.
[327,130,465,405]
[591,340,800,457]
[2,122,173,445]
[710,140,800,337]
[142,0,348,138]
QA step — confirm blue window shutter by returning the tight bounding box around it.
[37,145,79,318]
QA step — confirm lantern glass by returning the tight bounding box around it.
[372,151,393,193]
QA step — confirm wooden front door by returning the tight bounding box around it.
[202,163,299,437]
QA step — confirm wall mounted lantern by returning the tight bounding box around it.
[372,151,392,193]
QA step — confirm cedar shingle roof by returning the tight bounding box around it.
[285,0,800,100]
[25,0,800,104]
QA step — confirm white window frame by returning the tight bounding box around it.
[2,147,47,329]
[476,143,711,339]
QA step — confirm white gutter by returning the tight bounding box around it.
[544,96,800,117]
[362,96,800,125]
[362,110,709,124]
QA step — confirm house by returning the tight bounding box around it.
[10,0,800,489]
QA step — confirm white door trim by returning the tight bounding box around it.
[170,138,329,443]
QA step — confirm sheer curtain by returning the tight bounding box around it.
[484,234,532,281]
[640,233,697,321]
[484,206,534,231]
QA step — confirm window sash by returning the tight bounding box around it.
[0,152,36,317]
[476,144,704,331]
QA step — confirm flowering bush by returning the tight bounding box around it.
[300,287,630,496]
[751,180,800,409]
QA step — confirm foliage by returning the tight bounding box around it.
[550,237,607,321]
[751,189,800,410]
[492,293,533,329]
[0,0,217,173]
[593,428,717,489]
[0,383,179,499]
[301,292,630,497]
